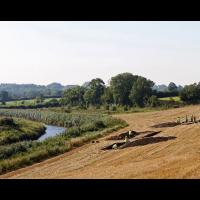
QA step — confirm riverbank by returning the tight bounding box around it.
[2,104,200,179]
[0,110,127,175]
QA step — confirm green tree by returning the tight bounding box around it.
[35,94,44,104]
[129,77,154,107]
[110,73,139,105]
[0,91,9,103]
[168,82,178,92]
[146,95,159,107]
[180,83,200,103]
[62,86,85,107]
[83,78,105,106]
[101,87,114,105]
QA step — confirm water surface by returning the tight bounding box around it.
[38,125,66,141]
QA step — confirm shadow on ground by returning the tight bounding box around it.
[151,122,179,128]
[106,130,162,140]
[102,136,176,150]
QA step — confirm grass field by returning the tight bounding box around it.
[159,96,181,102]
[3,98,61,107]
[0,117,45,145]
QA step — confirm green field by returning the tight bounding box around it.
[0,117,45,145]
[159,96,181,102]
[3,98,61,107]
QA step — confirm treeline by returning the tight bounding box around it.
[62,72,200,109]
[61,72,178,109]
[180,83,200,103]
[0,83,77,101]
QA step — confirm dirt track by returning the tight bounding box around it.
[2,105,200,179]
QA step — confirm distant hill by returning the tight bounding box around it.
[82,82,90,88]
[46,83,64,91]
[64,85,79,90]
[152,84,168,92]
[0,83,79,100]
[153,84,183,92]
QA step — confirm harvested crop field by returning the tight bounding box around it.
[2,104,200,179]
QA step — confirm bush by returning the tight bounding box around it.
[94,120,106,129]
[111,105,117,111]
[147,95,160,107]
[96,105,100,109]
[81,123,97,132]
[105,104,110,110]
[67,127,81,137]
[124,106,128,111]
[64,107,71,113]
[0,117,16,127]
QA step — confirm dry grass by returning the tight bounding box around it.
[2,104,200,179]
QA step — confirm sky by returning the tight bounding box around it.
[0,21,200,86]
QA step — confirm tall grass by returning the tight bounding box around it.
[0,117,45,145]
[0,121,127,175]
[0,109,128,175]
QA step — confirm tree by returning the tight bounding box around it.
[110,73,139,105]
[129,77,154,107]
[168,82,177,92]
[146,95,159,107]
[101,87,114,105]
[83,78,105,106]
[35,94,44,104]
[180,83,200,103]
[45,99,60,107]
[0,91,9,103]
[62,86,85,107]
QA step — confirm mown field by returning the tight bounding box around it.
[2,98,61,107]
[0,109,127,175]
[3,104,200,179]
[159,96,181,102]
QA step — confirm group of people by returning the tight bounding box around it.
[177,115,198,124]
[112,130,133,149]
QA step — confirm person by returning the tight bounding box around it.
[128,130,132,137]
[125,136,129,143]
[186,115,188,123]
[191,115,194,122]
[177,117,180,124]
[112,144,117,149]
[194,116,197,123]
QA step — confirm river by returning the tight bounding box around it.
[38,125,66,141]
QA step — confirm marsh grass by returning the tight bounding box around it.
[0,117,45,145]
[0,120,127,175]
[0,110,128,175]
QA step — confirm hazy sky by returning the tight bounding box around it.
[0,21,200,86]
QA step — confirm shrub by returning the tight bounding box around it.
[63,105,71,113]
[124,106,128,111]
[111,105,117,111]
[147,95,159,107]
[96,105,100,109]
[0,117,16,127]
[80,123,97,132]
[67,127,81,137]
[94,120,106,129]
[105,104,110,110]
